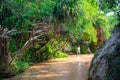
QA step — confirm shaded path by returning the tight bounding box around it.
[8,54,94,80]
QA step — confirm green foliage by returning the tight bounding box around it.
[2,0,56,30]
[81,44,88,54]
[9,40,18,53]
[93,13,118,40]
[53,0,78,19]
[21,50,34,62]
[46,41,68,58]
[72,46,77,54]
[81,25,97,43]
[53,51,68,58]
[45,44,54,59]
[2,0,116,52]
[13,60,29,73]
[98,0,120,29]
[93,14,110,39]
[47,44,53,54]
[53,0,100,43]
[2,0,118,41]
[98,0,119,13]
[107,14,119,27]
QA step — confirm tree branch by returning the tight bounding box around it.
[36,37,55,54]
[54,37,69,52]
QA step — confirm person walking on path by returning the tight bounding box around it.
[77,45,81,55]
[86,47,91,54]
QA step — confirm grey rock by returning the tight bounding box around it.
[88,24,120,80]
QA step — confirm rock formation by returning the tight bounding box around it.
[88,24,120,80]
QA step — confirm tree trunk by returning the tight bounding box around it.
[96,27,105,47]
[0,27,12,78]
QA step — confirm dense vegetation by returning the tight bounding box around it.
[0,0,119,79]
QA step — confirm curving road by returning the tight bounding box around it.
[7,54,94,80]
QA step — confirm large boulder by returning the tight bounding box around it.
[88,24,120,80]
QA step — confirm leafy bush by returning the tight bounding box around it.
[13,60,29,73]
[53,51,68,58]
[81,44,88,54]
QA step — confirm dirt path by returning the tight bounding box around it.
[7,54,94,80]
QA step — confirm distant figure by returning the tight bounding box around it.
[86,47,91,54]
[97,46,100,49]
[77,45,81,55]
[62,47,65,52]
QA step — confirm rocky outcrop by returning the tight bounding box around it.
[88,24,120,80]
